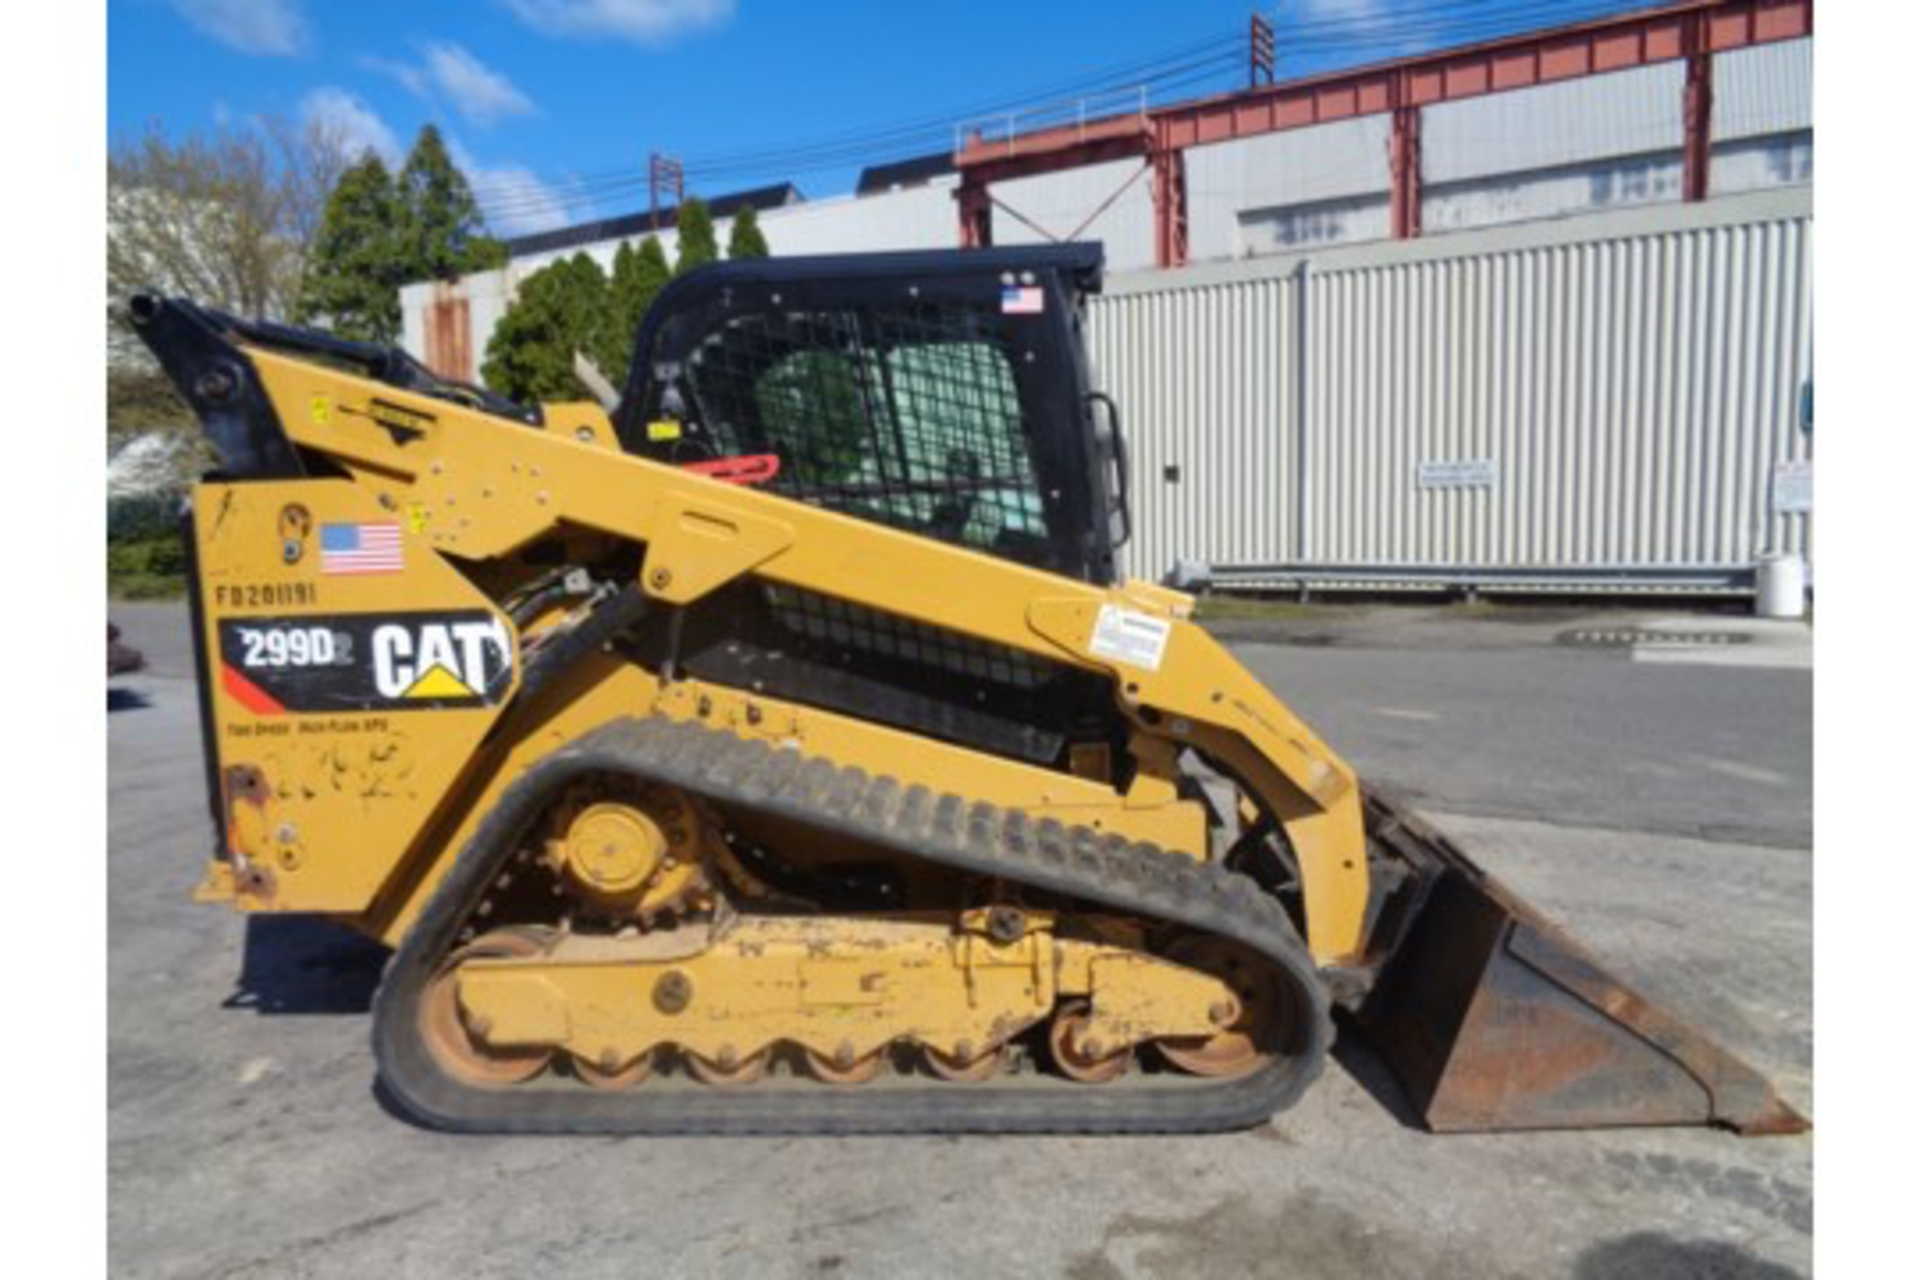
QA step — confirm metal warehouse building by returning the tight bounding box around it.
[401,0,1814,596]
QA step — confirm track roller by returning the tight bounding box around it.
[803,1045,888,1085]
[1048,1001,1131,1083]
[686,1048,771,1087]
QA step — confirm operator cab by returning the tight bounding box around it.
[615,244,1130,586]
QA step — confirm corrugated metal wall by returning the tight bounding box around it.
[1087,191,1812,585]
[1091,275,1299,570]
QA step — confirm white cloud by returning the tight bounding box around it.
[377,43,537,126]
[500,0,734,46]
[424,44,536,123]
[448,138,572,237]
[300,89,401,165]
[360,55,428,99]
[471,165,570,237]
[172,0,309,56]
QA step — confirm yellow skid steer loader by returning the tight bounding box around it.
[130,244,1805,1135]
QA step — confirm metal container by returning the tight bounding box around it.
[1755,553,1807,619]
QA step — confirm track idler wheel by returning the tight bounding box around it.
[1048,1001,1130,1083]
[1156,936,1287,1080]
[419,928,558,1087]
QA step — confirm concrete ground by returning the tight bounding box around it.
[107,600,1812,1280]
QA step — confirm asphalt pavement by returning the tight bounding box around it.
[107,599,1812,1280]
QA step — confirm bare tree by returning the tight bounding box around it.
[107,116,352,438]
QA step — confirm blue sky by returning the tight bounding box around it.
[108,1,1652,239]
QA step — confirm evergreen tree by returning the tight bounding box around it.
[600,235,672,383]
[673,197,719,275]
[397,124,506,281]
[727,206,770,259]
[480,253,613,403]
[294,155,403,343]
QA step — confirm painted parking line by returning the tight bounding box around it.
[1630,644,1812,670]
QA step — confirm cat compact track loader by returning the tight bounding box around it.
[130,244,1805,1135]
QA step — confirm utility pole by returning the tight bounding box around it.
[648,153,684,231]
[1250,11,1276,88]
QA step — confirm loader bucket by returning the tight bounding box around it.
[1355,796,1808,1135]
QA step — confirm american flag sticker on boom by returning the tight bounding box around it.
[319,522,404,575]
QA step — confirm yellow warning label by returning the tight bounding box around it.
[311,395,332,426]
[647,419,683,442]
[406,502,431,534]
[403,664,475,700]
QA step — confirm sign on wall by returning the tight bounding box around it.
[1772,459,1813,514]
[1418,458,1497,490]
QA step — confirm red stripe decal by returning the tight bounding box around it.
[222,663,286,716]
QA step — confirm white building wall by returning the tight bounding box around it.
[986,158,1156,271]
[513,228,680,276]
[400,282,428,360]
[754,180,958,256]
[463,271,517,370]
[1423,154,1684,233]
[1423,62,1685,184]
[1186,116,1393,261]
[1712,132,1813,197]
[1715,38,1813,140]
[1236,194,1392,257]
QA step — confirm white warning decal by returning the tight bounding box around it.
[1089,604,1172,673]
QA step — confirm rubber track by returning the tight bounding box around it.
[372,716,1333,1134]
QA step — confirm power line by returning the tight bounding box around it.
[681,53,1246,181]
[469,27,1247,199]
[677,1,1637,187]
[681,37,1246,170]
[469,0,1657,225]
[473,40,1250,209]
[473,44,1248,216]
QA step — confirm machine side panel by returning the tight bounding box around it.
[190,478,517,915]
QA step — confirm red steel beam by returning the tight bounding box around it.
[1150,0,1808,151]
[1151,135,1188,267]
[956,181,992,248]
[1390,84,1422,240]
[1682,11,1716,200]
[955,114,1152,173]
[952,0,1811,257]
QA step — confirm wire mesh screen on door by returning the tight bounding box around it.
[679,301,1054,568]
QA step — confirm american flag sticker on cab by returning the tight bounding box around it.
[319,522,405,576]
[1001,284,1045,315]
